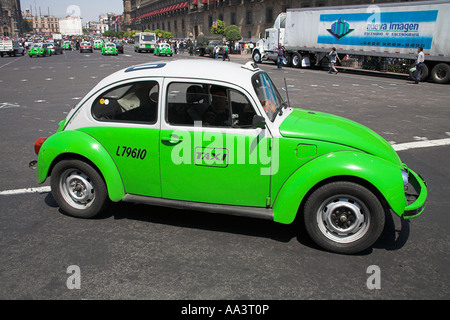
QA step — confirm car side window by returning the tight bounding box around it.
[92,81,158,124]
[166,82,256,128]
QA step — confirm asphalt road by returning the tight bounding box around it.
[0,46,449,303]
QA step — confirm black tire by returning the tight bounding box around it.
[291,52,302,68]
[409,63,429,82]
[252,50,262,63]
[430,63,450,84]
[282,53,292,67]
[50,159,109,218]
[303,181,385,254]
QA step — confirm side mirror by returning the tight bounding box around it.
[252,115,266,129]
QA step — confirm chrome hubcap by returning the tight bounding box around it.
[317,197,370,244]
[60,170,95,209]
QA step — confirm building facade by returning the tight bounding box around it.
[1,0,23,37]
[123,0,424,41]
[32,14,60,35]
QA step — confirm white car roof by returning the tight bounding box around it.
[93,60,260,92]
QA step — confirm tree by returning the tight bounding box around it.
[211,20,225,36]
[103,30,117,37]
[224,25,242,42]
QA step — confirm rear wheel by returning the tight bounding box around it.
[50,160,109,218]
[303,181,385,254]
[430,63,450,84]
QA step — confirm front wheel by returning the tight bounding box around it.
[50,160,109,218]
[303,181,385,254]
[252,50,262,63]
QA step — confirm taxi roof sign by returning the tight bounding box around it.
[241,61,260,72]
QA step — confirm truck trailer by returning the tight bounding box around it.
[252,0,450,84]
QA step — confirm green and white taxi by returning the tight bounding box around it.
[93,39,104,50]
[154,43,173,56]
[28,43,52,57]
[102,42,118,56]
[62,41,72,50]
[32,60,427,254]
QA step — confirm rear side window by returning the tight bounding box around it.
[92,81,158,124]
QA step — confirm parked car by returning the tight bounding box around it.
[31,60,427,254]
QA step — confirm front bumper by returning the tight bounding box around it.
[402,166,427,219]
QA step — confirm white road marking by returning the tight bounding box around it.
[0,186,51,195]
[2,138,449,197]
[392,138,450,151]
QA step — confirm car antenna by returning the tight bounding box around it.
[284,78,291,108]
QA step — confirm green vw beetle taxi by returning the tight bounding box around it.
[154,43,173,56]
[102,42,118,56]
[32,60,427,254]
[28,43,52,57]
[62,41,72,50]
[93,39,104,50]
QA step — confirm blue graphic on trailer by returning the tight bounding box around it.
[318,10,438,49]
[327,18,354,39]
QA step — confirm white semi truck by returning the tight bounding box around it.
[252,0,450,84]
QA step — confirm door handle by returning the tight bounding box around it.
[161,134,183,145]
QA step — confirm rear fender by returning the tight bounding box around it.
[272,151,406,224]
[37,130,125,201]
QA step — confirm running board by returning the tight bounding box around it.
[123,194,274,221]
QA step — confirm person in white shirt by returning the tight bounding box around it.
[328,47,341,74]
[415,47,425,84]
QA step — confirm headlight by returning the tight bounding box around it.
[401,169,409,191]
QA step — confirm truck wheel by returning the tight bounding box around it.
[410,63,429,81]
[50,160,109,218]
[252,50,262,63]
[282,53,292,67]
[430,63,450,84]
[303,181,385,254]
[291,52,302,68]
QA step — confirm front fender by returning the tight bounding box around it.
[37,130,125,201]
[272,151,406,224]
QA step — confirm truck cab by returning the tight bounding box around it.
[253,13,286,64]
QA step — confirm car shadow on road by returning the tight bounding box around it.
[45,193,411,254]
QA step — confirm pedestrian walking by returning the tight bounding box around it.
[222,43,230,61]
[276,43,285,69]
[214,45,219,59]
[414,47,425,84]
[328,47,341,74]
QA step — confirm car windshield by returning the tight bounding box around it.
[106,43,115,47]
[252,72,285,122]
[81,42,90,46]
